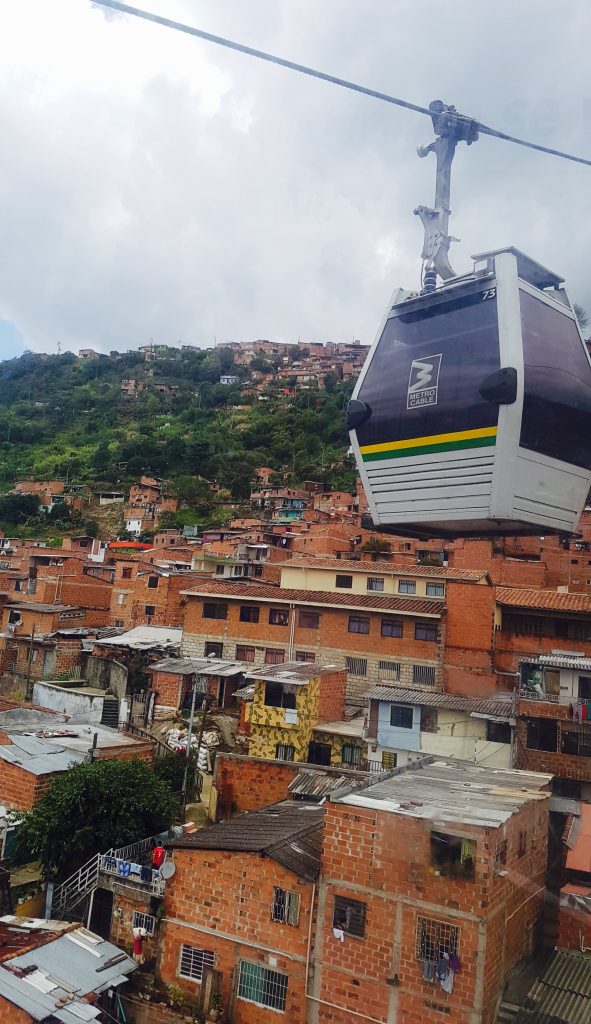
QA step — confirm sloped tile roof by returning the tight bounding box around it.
[496,588,591,614]
[180,581,441,616]
[282,556,488,582]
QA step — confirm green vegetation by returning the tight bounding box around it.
[15,758,177,878]
[0,349,355,528]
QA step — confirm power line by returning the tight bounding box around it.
[89,0,591,168]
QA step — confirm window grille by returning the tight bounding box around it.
[561,723,591,757]
[132,910,156,936]
[367,577,384,592]
[413,664,436,685]
[275,743,295,761]
[345,656,367,676]
[382,751,397,770]
[390,705,413,729]
[333,895,366,938]
[381,618,403,638]
[426,582,445,597]
[179,945,215,983]
[348,615,370,635]
[378,661,401,679]
[237,960,288,1011]
[342,744,362,766]
[416,916,460,963]
[272,887,300,925]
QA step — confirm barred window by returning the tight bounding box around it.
[413,664,436,685]
[179,944,215,983]
[426,582,445,597]
[398,579,416,595]
[561,724,591,757]
[272,887,300,925]
[237,960,288,1012]
[275,743,295,761]
[416,917,460,964]
[367,577,384,592]
[390,705,413,729]
[345,656,367,676]
[378,661,401,679]
[381,618,403,638]
[503,614,542,637]
[333,895,366,938]
[382,751,397,770]
[132,910,156,936]
[342,744,362,767]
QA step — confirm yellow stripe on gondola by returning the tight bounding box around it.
[359,426,497,456]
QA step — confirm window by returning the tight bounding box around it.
[236,644,255,662]
[333,895,366,938]
[431,831,475,879]
[526,718,558,751]
[561,724,591,758]
[367,577,384,592]
[239,605,259,623]
[204,641,223,658]
[398,579,416,595]
[295,651,315,663]
[147,575,159,589]
[215,564,224,575]
[298,609,320,629]
[275,743,295,762]
[265,648,285,665]
[145,605,156,617]
[504,614,543,637]
[265,682,296,709]
[413,665,436,685]
[494,840,507,874]
[345,656,367,676]
[426,582,445,598]
[381,618,403,638]
[486,720,511,744]
[132,910,155,936]
[382,751,397,770]
[114,619,124,628]
[517,831,527,858]
[415,622,438,642]
[179,944,215,983]
[203,602,228,620]
[378,660,401,680]
[421,707,438,733]
[122,567,132,579]
[237,960,287,1012]
[335,574,353,589]
[416,917,460,964]
[390,705,413,729]
[272,887,300,925]
[348,615,370,634]
[269,608,289,626]
[342,744,362,767]
[26,580,37,595]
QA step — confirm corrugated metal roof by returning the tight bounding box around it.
[288,769,374,800]
[180,581,442,617]
[537,654,591,671]
[245,661,340,685]
[150,656,243,677]
[167,800,323,881]
[549,796,581,815]
[93,625,182,649]
[517,950,591,1023]
[363,686,514,719]
[497,587,591,614]
[0,734,85,776]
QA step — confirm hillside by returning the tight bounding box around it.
[0,347,356,513]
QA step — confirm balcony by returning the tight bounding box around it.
[98,837,166,896]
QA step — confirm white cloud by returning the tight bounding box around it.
[0,0,589,355]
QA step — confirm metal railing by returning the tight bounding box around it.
[52,835,167,918]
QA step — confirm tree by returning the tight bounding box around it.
[574,303,589,333]
[0,493,40,525]
[360,536,392,560]
[15,759,177,878]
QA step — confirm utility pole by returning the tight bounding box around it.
[180,675,199,818]
[25,625,36,701]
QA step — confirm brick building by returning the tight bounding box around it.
[109,563,205,628]
[313,758,551,1024]
[160,801,323,1023]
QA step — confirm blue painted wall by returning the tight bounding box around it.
[376,701,420,751]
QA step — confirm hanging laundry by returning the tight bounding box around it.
[132,926,147,964]
[422,959,435,983]
[332,927,345,943]
[449,953,461,973]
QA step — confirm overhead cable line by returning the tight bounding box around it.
[89,0,591,168]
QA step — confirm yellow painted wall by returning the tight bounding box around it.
[247,676,321,761]
[279,564,444,599]
[312,730,365,767]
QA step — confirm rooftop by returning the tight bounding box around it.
[0,722,149,775]
[0,924,136,1023]
[167,800,324,881]
[93,625,183,650]
[181,580,442,617]
[282,556,488,582]
[245,660,339,685]
[5,602,78,614]
[515,948,591,1024]
[332,757,551,828]
[497,587,591,615]
[0,916,71,958]
[151,656,244,678]
[364,686,514,720]
[313,717,365,737]
[566,803,591,875]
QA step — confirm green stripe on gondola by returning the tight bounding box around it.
[362,434,497,462]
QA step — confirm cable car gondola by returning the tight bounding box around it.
[347,103,591,539]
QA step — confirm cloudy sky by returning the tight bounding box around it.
[0,0,589,357]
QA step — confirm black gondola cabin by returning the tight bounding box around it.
[348,248,591,537]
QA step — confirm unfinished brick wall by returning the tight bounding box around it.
[0,760,55,811]
[317,671,346,722]
[213,753,299,816]
[160,847,314,1024]
[443,580,497,696]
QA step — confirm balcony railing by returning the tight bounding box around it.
[98,836,166,896]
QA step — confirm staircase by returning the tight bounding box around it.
[496,1002,521,1023]
[100,695,119,728]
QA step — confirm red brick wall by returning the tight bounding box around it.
[214,754,299,816]
[443,580,497,695]
[0,761,55,810]
[160,847,313,1024]
[150,670,185,708]
[317,671,346,722]
[556,897,591,950]
[94,739,155,765]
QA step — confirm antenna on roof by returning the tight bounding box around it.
[414,100,479,292]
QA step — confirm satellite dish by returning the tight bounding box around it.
[160,860,176,880]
